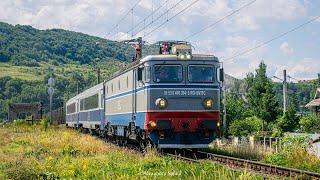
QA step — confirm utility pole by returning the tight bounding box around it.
[273,69,289,114]
[93,58,101,84]
[223,84,227,137]
[283,70,288,113]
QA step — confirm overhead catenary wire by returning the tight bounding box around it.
[184,0,257,40]
[143,0,200,38]
[106,0,142,39]
[121,0,170,39]
[131,0,185,38]
[222,15,320,62]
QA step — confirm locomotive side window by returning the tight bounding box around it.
[154,65,182,83]
[144,66,151,82]
[188,65,214,83]
[126,76,129,88]
[111,84,113,93]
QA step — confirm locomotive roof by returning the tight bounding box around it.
[106,54,219,82]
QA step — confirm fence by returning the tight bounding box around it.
[50,107,65,125]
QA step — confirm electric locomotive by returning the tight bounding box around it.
[66,40,224,149]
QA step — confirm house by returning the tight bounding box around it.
[306,88,320,116]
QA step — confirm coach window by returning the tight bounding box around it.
[80,99,85,111]
[66,103,76,114]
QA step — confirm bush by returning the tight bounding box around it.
[299,114,320,133]
[229,116,263,137]
[40,118,49,131]
[263,134,320,173]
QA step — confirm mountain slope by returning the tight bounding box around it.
[0,22,142,66]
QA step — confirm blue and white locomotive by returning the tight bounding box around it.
[66,40,224,149]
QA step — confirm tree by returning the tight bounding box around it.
[229,116,263,137]
[299,114,320,133]
[226,95,247,135]
[273,98,299,134]
[245,62,280,129]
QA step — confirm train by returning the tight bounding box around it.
[66,40,224,149]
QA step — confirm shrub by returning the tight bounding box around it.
[263,134,320,173]
[40,118,49,131]
[299,114,320,133]
[229,116,263,137]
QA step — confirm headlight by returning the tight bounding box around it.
[148,121,157,129]
[186,54,192,59]
[155,98,168,109]
[203,98,214,109]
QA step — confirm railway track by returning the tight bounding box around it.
[87,131,320,179]
[165,149,320,179]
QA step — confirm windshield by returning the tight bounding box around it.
[188,65,214,83]
[154,65,183,83]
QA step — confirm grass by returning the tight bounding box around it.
[262,135,320,173]
[0,61,121,81]
[208,137,320,174]
[0,121,263,179]
[0,63,43,81]
[208,141,267,161]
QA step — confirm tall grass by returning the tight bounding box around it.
[0,122,263,179]
[262,135,320,173]
[208,140,268,161]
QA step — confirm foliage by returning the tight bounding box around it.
[263,134,320,173]
[299,114,320,133]
[0,123,263,179]
[229,116,263,137]
[273,101,299,135]
[0,22,158,65]
[245,62,280,128]
[225,95,248,135]
[208,141,266,161]
[40,118,49,131]
[0,60,121,119]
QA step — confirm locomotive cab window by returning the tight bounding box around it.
[188,65,215,83]
[154,65,183,83]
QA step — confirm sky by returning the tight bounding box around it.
[0,0,319,80]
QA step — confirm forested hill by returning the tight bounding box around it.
[0,22,155,66]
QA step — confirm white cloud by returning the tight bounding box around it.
[272,58,320,80]
[216,35,267,78]
[0,0,318,80]
[280,42,294,55]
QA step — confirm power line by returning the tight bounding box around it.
[123,0,170,38]
[222,15,320,62]
[144,0,200,38]
[106,0,142,39]
[185,0,257,40]
[131,0,185,38]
